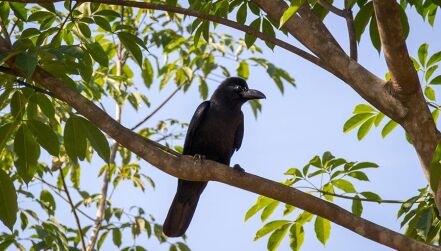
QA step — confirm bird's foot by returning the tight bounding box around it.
[233,164,245,173]
[193,154,206,161]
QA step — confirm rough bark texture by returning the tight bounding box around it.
[372,0,441,209]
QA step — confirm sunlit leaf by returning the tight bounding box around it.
[314,216,331,245]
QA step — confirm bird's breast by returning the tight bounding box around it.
[189,110,241,164]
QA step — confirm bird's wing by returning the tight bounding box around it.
[183,101,210,155]
[233,112,244,152]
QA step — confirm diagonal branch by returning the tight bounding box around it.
[28,67,441,251]
[0,37,436,250]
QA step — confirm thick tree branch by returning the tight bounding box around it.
[0,37,436,249]
[372,0,441,210]
[372,0,419,95]
[251,0,406,123]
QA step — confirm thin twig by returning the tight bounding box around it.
[0,66,55,96]
[130,85,182,131]
[53,1,79,42]
[317,0,345,17]
[344,1,357,61]
[60,170,87,251]
[35,177,95,221]
[316,189,423,204]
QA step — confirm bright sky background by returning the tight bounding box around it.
[2,3,441,251]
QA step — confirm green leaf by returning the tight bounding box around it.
[351,195,363,216]
[279,0,305,28]
[84,42,108,67]
[369,17,381,54]
[381,119,398,138]
[415,207,433,240]
[322,183,334,202]
[425,65,438,82]
[198,77,208,100]
[350,161,378,170]
[77,117,110,163]
[78,22,91,38]
[254,220,291,241]
[267,223,290,251]
[374,112,385,127]
[236,3,247,24]
[27,120,59,156]
[112,228,122,247]
[244,196,272,221]
[245,18,261,48]
[93,16,112,32]
[360,191,382,202]
[283,204,296,216]
[430,75,441,85]
[142,59,154,88]
[0,123,16,153]
[357,116,375,140]
[15,49,38,79]
[289,224,304,251]
[332,179,356,193]
[237,60,249,80]
[353,104,375,114]
[348,171,369,181]
[0,169,18,231]
[261,200,279,222]
[97,230,109,250]
[418,43,429,67]
[262,18,275,49]
[40,189,56,215]
[10,91,27,120]
[427,51,441,67]
[118,32,143,66]
[429,143,441,192]
[424,86,436,101]
[343,113,373,133]
[314,216,331,245]
[64,115,87,163]
[353,2,373,42]
[14,124,40,183]
[10,2,27,21]
[34,93,55,119]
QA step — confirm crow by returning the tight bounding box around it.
[163,77,265,237]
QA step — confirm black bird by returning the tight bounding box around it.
[162,77,266,237]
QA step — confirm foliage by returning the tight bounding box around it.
[245,152,381,250]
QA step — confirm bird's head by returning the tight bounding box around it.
[211,77,266,107]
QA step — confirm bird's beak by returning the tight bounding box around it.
[241,89,266,100]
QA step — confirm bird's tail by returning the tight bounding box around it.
[163,180,207,237]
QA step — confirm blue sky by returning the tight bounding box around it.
[2,3,441,251]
